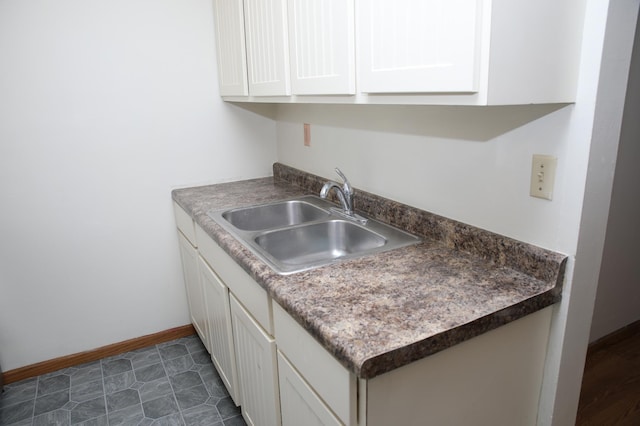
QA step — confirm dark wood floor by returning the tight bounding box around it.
[576,321,640,425]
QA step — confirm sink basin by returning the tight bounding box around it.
[222,199,330,231]
[208,195,421,274]
[255,220,386,267]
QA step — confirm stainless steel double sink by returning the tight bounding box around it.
[208,196,421,275]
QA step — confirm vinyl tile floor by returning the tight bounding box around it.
[0,335,247,426]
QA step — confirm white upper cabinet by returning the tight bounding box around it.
[212,0,290,96]
[288,0,355,95]
[244,0,291,96]
[358,0,480,94]
[213,0,248,96]
[212,0,585,104]
[213,0,355,97]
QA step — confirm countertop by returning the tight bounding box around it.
[172,163,567,379]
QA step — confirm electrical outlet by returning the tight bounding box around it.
[304,123,311,146]
[530,154,557,200]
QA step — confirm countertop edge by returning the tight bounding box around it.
[357,290,560,379]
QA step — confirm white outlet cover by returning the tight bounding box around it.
[530,155,557,200]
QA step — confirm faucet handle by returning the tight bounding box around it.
[334,168,354,214]
[334,168,351,193]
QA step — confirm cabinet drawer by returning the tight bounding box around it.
[278,351,342,426]
[274,302,357,425]
[173,202,196,246]
[195,224,273,335]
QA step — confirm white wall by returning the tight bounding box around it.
[590,7,640,342]
[275,1,639,424]
[0,0,277,371]
[276,103,579,252]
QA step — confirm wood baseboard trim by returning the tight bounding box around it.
[587,320,640,356]
[2,324,196,385]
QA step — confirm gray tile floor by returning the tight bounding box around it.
[0,335,247,425]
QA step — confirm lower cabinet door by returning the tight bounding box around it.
[278,351,342,426]
[199,256,240,405]
[230,294,281,426]
[177,231,209,352]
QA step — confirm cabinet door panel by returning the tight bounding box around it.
[177,232,209,352]
[199,257,239,405]
[358,0,481,93]
[278,351,341,426]
[231,295,280,426]
[288,0,355,95]
[195,224,273,335]
[213,0,249,96]
[244,0,291,96]
[274,303,356,425]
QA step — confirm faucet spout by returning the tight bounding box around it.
[320,182,351,214]
[319,168,354,215]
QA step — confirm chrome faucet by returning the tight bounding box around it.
[320,168,354,215]
[320,168,367,223]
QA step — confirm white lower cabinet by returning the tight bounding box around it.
[273,303,357,426]
[230,294,281,426]
[177,231,210,353]
[176,204,279,424]
[175,204,554,426]
[364,307,554,426]
[199,256,239,405]
[277,351,342,426]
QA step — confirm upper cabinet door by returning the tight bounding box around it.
[213,0,249,97]
[357,0,481,94]
[288,0,356,95]
[244,0,291,96]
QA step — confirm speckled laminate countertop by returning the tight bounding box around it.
[172,163,567,379]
